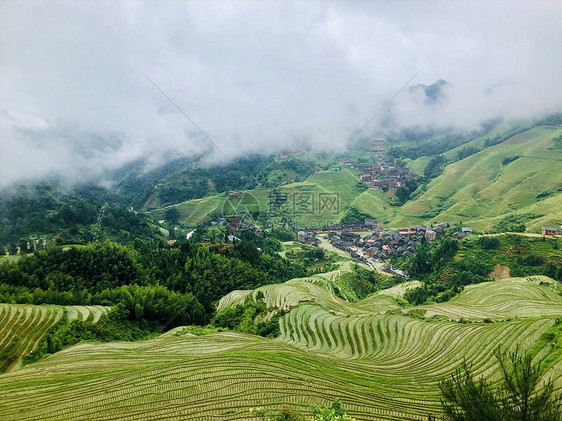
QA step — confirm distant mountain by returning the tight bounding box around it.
[409,79,450,104]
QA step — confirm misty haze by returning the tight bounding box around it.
[0,1,561,420]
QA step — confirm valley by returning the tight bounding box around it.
[142,124,562,234]
[3,3,562,419]
[1,117,561,419]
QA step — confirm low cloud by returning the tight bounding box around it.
[1,0,562,186]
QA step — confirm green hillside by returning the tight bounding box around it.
[349,189,395,222]
[392,126,562,231]
[148,168,372,226]
[404,156,430,176]
[149,194,224,225]
[2,276,559,420]
[145,125,562,232]
[441,124,519,161]
[293,169,361,205]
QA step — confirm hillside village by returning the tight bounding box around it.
[335,223,465,258]
[357,162,414,190]
[296,220,473,272]
[209,214,561,270]
[343,140,416,190]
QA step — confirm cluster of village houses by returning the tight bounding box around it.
[298,219,474,264]
[542,226,561,236]
[341,145,416,190]
[222,217,263,237]
[203,217,263,243]
[356,163,414,190]
[206,217,559,257]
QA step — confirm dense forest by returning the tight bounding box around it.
[0,181,162,249]
[0,238,307,326]
[115,154,323,207]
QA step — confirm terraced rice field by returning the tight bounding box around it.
[374,281,422,298]
[0,304,110,373]
[408,277,562,320]
[64,305,110,323]
[0,277,560,420]
[0,332,441,420]
[218,269,391,317]
[278,305,553,364]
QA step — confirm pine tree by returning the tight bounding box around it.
[435,348,561,421]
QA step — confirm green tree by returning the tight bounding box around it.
[424,155,448,180]
[457,146,479,161]
[310,400,354,420]
[165,207,180,224]
[436,348,561,421]
[253,400,353,421]
[478,236,500,250]
[254,407,304,421]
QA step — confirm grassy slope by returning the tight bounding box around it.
[149,194,227,225]
[2,276,560,420]
[404,156,430,176]
[149,190,271,225]
[441,125,512,161]
[349,189,395,222]
[277,168,369,225]
[392,126,562,230]
[148,169,364,226]
[403,125,511,176]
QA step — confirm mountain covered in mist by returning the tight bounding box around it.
[1,114,560,251]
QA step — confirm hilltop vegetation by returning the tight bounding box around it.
[0,181,166,250]
[120,154,324,209]
[148,167,366,227]
[142,120,562,233]
[1,117,560,254]
[0,154,325,250]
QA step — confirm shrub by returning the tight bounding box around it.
[456,147,479,161]
[253,407,304,421]
[310,400,355,421]
[478,237,500,250]
[435,348,561,421]
[501,156,520,166]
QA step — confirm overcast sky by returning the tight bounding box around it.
[1,0,562,185]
